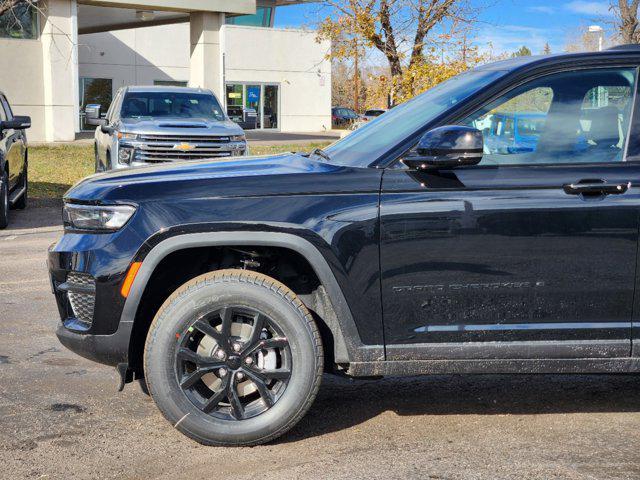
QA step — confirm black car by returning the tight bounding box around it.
[332,106,359,126]
[49,46,640,446]
[0,92,30,229]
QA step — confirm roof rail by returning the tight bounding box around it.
[606,44,640,51]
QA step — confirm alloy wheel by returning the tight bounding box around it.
[175,306,292,421]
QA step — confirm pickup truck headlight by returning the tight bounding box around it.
[63,204,136,232]
[117,132,138,140]
[230,135,246,142]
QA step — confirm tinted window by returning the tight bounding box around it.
[365,110,385,116]
[462,68,637,165]
[121,92,225,121]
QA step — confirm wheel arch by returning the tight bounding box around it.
[122,231,383,373]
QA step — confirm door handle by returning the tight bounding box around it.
[563,180,630,196]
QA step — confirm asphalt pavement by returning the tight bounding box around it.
[2,206,640,479]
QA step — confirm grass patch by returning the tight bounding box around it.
[28,142,331,199]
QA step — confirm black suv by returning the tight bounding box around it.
[0,92,30,229]
[49,47,640,446]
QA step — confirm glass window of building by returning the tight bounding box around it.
[225,7,273,27]
[0,3,38,39]
[154,80,188,87]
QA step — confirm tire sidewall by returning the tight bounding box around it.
[145,277,320,445]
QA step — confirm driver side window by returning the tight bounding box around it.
[460,67,637,165]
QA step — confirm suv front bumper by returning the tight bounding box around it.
[48,230,140,366]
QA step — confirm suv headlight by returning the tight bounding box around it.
[230,134,246,142]
[63,204,136,232]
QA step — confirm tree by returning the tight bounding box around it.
[512,45,532,57]
[612,0,640,43]
[318,0,477,105]
[542,42,551,54]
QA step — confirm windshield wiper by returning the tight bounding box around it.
[311,148,331,162]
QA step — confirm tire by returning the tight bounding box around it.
[13,163,27,210]
[144,269,323,446]
[0,170,8,229]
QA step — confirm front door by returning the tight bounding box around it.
[380,65,640,359]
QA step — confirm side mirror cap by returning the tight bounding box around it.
[403,125,483,170]
[1,115,31,130]
[100,123,114,134]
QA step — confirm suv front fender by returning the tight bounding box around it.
[122,231,384,364]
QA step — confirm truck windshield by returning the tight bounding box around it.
[323,69,506,167]
[121,92,226,121]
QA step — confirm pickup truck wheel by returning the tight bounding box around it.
[0,171,8,229]
[144,269,323,446]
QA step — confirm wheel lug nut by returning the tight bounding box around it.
[244,357,253,365]
[216,350,226,360]
[236,372,245,381]
[232,343,242,352]
[219,368,227,377]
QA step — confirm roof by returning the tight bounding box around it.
[124,86,211,94]
[475,48,640,74]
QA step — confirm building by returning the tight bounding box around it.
[0,0,331,142]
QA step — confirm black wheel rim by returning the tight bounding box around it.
[175,306,292,421]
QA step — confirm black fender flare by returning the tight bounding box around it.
[121,231,384,364]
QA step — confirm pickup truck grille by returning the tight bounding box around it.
[133,134,239,163]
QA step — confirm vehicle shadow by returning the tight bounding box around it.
[280,373,640,443]
[5,201,62,233]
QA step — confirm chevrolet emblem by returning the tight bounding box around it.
[173,142,196,151]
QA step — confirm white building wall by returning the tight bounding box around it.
[78,23,331,132]
[222,25,331,132]
[0,37,47,141]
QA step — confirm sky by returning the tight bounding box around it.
[274,0,616,56]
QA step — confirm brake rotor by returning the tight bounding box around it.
[197,322,276,396]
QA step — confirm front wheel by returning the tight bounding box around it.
[144,269,323,446]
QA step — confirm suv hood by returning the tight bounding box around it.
[120,117,244,136]
[65,152,380,203]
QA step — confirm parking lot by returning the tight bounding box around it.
[1,206,640,479]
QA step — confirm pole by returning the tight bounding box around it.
[354,39,360,113]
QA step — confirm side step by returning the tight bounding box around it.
[347,358,640,377]
[8,185,25,205]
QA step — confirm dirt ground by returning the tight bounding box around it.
[2,206,640,480]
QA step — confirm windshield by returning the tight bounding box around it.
[121,92,226,121]
[323,69,506,167]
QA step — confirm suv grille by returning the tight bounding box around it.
[133,134,238,163]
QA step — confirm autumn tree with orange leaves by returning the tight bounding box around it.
[318,0,482,107]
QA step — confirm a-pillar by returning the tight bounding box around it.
[189,12,224,99]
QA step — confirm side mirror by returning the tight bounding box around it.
[84,104,103,126]
[1,115,31,130]
[403,125,483,170]
[100,123,114,134]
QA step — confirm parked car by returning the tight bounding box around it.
[50,45,640,446]
[0,92,30,229]
[331,106,359,127]
[361,108,387,122]
[87,86,247,172]
[482,112,547,154]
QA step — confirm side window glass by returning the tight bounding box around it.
[460,68,637,165]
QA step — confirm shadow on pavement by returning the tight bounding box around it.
[280,372,640,443]
[4,203,62,233]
